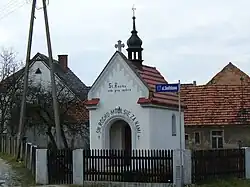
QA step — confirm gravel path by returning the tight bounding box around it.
[0,158,20,187]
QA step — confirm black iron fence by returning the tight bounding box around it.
[47,148,73,185]
[1,134,247,186]
[83,149,173,183]
[192,148,245,184]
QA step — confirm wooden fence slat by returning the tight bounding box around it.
[191,148,246,184]
[83,149,173,183]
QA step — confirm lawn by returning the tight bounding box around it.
[0,152,36,187]
[196,178,250,187]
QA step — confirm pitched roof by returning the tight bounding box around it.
[181,84,250,126]
[14,53,90,100]
[86,52,183,109]
[207,62,250,85]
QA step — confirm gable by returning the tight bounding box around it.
[207,62,250,85]
[13,53,89,100]
[88,52,149,99]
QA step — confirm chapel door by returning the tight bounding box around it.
[124,124,132,166]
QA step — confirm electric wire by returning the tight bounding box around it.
[0,0,31,21]
[0,0,49,21]
[0,0,26,14]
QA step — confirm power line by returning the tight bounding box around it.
[0,0,23,14]
[0,0,30,21]
[0,0,48,20]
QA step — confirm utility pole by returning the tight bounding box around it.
[178,80,184,187]
[42,0,63,149]
[16,0,37,160]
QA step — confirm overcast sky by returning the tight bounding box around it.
[1,0,250,86]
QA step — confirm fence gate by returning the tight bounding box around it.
[47,149,73,184]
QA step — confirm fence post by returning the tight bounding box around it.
[8,137,11,154]
[3,135,6,153]
[13,137,16,156]
[14,137,17,157]
[24,143,28,166]
[73,149,84,185]
[0,135,2,152]
[29,144,33,170]
[183,149,192,184]
[3,135,5,153]
[36,149,48,184]
[31,145,37,175]
[173,149,183,186]
[245,147,250,179]
[21,136,27,161]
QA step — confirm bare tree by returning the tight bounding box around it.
[25,81,89,149]
[0,48,89,149]
[0,48,23,135]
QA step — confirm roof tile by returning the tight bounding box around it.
[181,85,250,126]
[135,64,182,108]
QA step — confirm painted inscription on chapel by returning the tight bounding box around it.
[108,82,132,93]
[96,107,141,137]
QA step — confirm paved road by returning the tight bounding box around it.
[0,158,20,187]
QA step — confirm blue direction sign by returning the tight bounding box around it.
[155,83,179,93]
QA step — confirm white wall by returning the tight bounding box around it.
[89,53,150,150]
[28,60,52,87]
[149,108,185,150]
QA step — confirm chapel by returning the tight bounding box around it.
[85,10,185,151]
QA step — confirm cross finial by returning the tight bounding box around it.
[115,40,125,52]
[132,4,136,17]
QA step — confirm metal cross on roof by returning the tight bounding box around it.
[132,4,136,17]
[115,40,125,52]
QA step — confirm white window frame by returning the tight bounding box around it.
[172,114,176,136]
[194,131,201,145]
[210,129,224,149]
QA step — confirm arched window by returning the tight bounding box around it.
[172,114,176,136]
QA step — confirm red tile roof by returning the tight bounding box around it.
[181,85,250,126]
[181,62,250,126]
[132,64,184,109]
[85,98,100,106]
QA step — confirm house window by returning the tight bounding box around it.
[194,132,201,144]
[172,114,176,136]
[35,68,42,74]
[185,134,189,141]
[211,130,223,149]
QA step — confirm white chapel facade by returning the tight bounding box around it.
[85,14,185,151]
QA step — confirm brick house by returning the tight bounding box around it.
[182,62,250,149]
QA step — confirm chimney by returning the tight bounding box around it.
[58,54,68,72]
[193,81,196,86]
